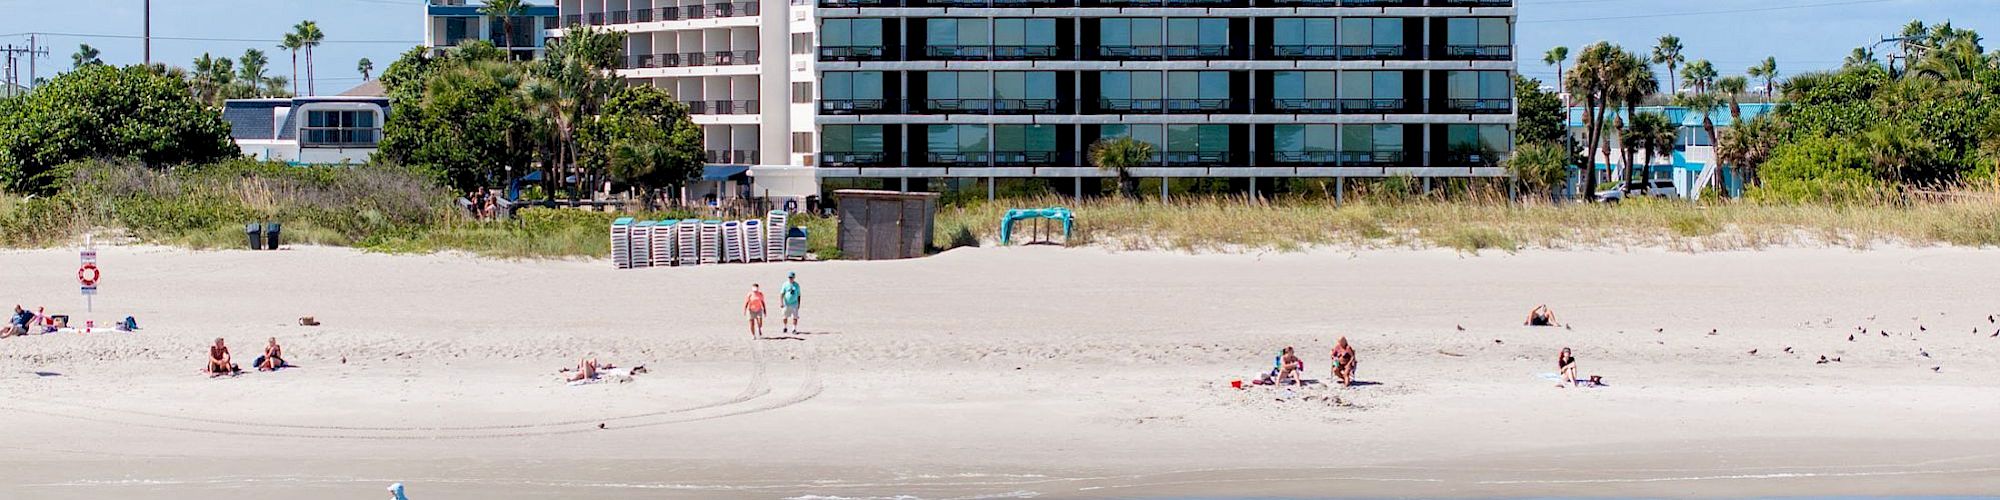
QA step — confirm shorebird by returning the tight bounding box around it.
[1919,325,1927,332]
[1456,325,1465,331]
[1654,328,1664,333]
[1708,329,1718,336]
[1932,366,1942,373]
[1848,334,1855,341]
[1817,356,1829,364]
[1747,349,1758,355]
[1920,349,1931,358]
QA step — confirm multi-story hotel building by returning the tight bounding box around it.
[557,0,1515,200]
[426,1,563,60]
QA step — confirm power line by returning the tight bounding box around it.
[2,31,418,45]
[1520,0,1898,23]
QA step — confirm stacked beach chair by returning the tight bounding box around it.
[699,220,722,265]
[651,220,677,267]
[742,219,764,263]
[629,220,654,268]
[609,211,799,269]
[609,217,634,269]
[764,210,788,261]
[720,221,744,263]
[677,218,700,266]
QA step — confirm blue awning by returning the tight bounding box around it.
[701,165,751,182]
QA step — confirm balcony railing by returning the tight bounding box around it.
[1162,151,1234,166]
[919,0,1066,6]
[994,151,1067,166]
[1339,98,1409,113]
[709,2,760,17]
[1444,98,1511,114]
[820,0,895,6]
[587,12,604,25]
[1338,44,1408,60]
[657,6,682,20]
[1098,98,1232,113]
[610,10,629,24]
[711,50,759,65]
[1269,98,1340,113]
[923,45,1061,60]
[820,46,888,61]
[564,14,582,26]
[1441,151,1502,166]
[993,98,1059,113]
[633,8,653,22]
[679,52,707,66]
[707,150,760,164]
[1443,44,1513,60]
[1088,0,1244,6]
[1271,151,1342,163]
[1271,45,1340,60]
[821,151,891,167]
[1341,0,1422,5]
[1435,0,1512,6]
[684,100,708,114]
[1339,150,1406,167]
[1096,44,1232,60]
[709,100,760,114]
[820,99,891,114]
[926,152,992,167]
[923,98,991,113]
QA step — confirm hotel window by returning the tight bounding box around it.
[821,19,886,59]
[1271,18,1337,57]
[1338,18,1404,58]
[301,109,379,147]
[926,72,991,112]
[1341,124,1405,164]
[993,71,1058,112]
[1445,18,1512,58]
[1099,71,1163,112]
[1164,19,1228,53]
[792,33,812,54]
[1164,71,1231,112]
[1271,71,1336,112]
[793,82,813,103]
[1339,71,1404,111]
[821,125,887,164]
[793,132,815,153]
[822,72,885,112]
[1445,124,1511,164]
[927,124,991,163]
[1271,124,1337,162]
[1164,124,1231,164]
[1445,71,1512,112]
[993,125,1058,164]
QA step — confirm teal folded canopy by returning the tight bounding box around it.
[999,207,1074,245]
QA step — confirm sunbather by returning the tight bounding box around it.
[1331,337,1358,387]
[2,305,35,338]
[255,337,287,371]
[567,357,601,382]
[206,338,240,377]
[1525,304,1560,327]
[1557,347,1578,386]
[1276,347,1306,386]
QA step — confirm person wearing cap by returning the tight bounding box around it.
[779,272,803,334]
[388,482,410,500]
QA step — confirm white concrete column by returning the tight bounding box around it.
[757,0,790,166]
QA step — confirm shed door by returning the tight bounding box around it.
[868,201,899,260]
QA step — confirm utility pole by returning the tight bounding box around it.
[143,0,152,64]
[2,41,49,97]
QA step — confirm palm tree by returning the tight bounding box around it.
[479,0,529,59]
[278,33,303,95]
[293,21,325,95]
[1626,112,1677,187]
[1610,50,1658,182]
[1543,46,1569,95]
[71,43,101,69]
[1857,123,1933,185]
[1716,115,1786,189]
[1680,59,1716,95]
[238,49,272,97]
[1746,57,1778,98]
[357,58,375,81]
[1844,47,1879,70]
[1715,76,1748,125]
[1566,42,1622,199]
[1652,35,1686,95]
[1089,136,1154,199]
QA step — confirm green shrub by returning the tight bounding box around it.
[1750,136,1890,203]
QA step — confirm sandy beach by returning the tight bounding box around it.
[2,244,1998,499]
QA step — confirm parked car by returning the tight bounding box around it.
[1594,179,1677,202]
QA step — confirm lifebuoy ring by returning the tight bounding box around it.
[78,263,100,287]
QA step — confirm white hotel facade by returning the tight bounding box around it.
[549,0,1516,200]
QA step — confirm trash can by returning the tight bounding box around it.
[264,222,282,250]
[245,223,263,250]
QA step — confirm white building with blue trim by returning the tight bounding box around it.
[1565,102,1775,198]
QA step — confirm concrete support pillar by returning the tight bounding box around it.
[1336,177,1344,205]
[900,177,909,193]
[1160,177,1169,202]
[1074,177,1082,204]
[988,176,996,201]
[1423,176,1432,195]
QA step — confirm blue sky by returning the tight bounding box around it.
[0,0,1995,94]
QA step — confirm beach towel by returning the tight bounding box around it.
[565,367,636,386]
[1537,372,1605,387]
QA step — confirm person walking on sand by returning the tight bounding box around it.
[780,272,802,334]
[744,284,768,338]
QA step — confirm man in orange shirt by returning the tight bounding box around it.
[744,284,767,339]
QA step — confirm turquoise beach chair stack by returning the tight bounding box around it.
[629,220,654,268]
[652,220,677,266]
[609,217,634,269]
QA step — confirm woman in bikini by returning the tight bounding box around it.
[1276,347,1306,386]
[1331,337,1358,387]
[1526,305,1559,327]
[1557,347,1579,387]
[256,337,286,371]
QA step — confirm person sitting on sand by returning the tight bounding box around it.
[206,338,240,377]
[1,305,32,338]
[1525,305,1560,327]
[255,337,287,371]
[1276,347,1306,386]
[1331,337,1358,387]
[568,358,596,380]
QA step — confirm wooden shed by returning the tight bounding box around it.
[834,190,939,260]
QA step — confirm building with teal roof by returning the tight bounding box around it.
[1564,102,1776,199]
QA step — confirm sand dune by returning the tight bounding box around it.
[1,244,1997,499]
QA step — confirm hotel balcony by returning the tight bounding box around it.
[820,99,894,115]
[820,151,892,168]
